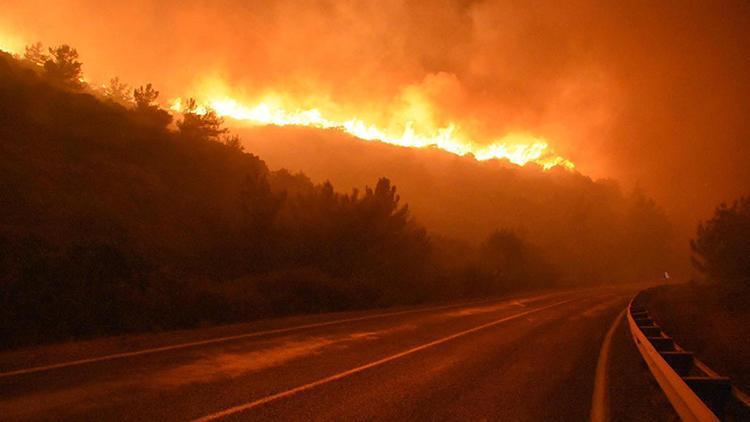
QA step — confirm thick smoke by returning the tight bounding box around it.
[1,0,749,232]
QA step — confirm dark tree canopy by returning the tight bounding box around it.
[223,134,244,151]
[23,42,47,66]
[43,45,83,90]
[480,229,556,291]
[133,83,160,110]
[177,98,228,141]
[691,195,750,285]
[103,77,131,105]
[131,83,172,130]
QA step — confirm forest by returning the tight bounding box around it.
[0,45,672,348]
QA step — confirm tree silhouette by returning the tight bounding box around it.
[43,45,83,89]
[691,195,750,286]
[23,42,47,66]
[223,134,244,151]
[240,171,285,232]
[479,229,555,291]
[133,83,160,110]
[177,98,228,141]
[132,83,172,130]
[103,77,131,105]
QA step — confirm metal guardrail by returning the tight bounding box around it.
[694,357,750,410]
[627,294,723,421]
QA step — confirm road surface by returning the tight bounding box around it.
[0,286,677,421]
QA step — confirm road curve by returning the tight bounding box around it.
[0,286,675,421]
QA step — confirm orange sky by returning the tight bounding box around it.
[1,0,749,228]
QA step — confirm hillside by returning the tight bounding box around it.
[0,51,443,347]
[0,49,673,348]
[236,124,678,283]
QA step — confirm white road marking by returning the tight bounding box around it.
[590,307,627,422]
[192,298,578,421]
[0,293,566,378]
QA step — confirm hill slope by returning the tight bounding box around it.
[0,50,674,347]
[0,52,443,347]
[236,124,678,283]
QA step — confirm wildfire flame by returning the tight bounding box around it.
[1,32,574,170]
[170,95,575,170]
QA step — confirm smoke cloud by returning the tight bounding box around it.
[1,0,749,230]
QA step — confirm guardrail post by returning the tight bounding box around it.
[640,325,662,337]
[684,377,731,420]
[632,310,649,318]
[635,317,654,326]
[659,351,694,376]
[627,289,750,421]
[647,336,676,352]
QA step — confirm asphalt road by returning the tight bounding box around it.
[0,286,677,421]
